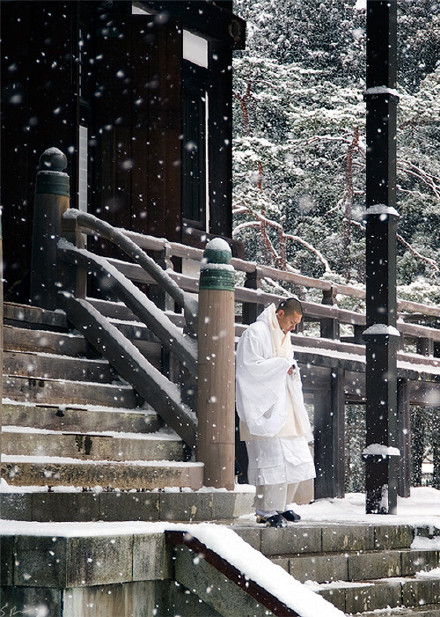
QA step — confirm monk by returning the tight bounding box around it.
[236,298,315,527]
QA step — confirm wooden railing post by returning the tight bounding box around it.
[320,286,340,340]
[197,238,235,489]
[30,148,70,309]
[0,209,3,455]
[242,267,265,324]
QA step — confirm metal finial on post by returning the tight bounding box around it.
[30,148,70,308]
[197,238,236,490]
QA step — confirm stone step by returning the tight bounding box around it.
[316,575,440,614]
[4,323,89,356]
[2,400,161,434]
[3,301,69,331]
[1,455,204,490]
[3,374,139,408]
[0,488,254,522]
[358,605,440,617]
[271,547,439,584]
[233,522,417,555]
[4,350,115,383]
[2,425,185,462]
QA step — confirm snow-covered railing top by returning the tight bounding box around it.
[64,215,440,320]
[62,209,198,335]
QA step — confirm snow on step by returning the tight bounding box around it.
[2,425,185,462]
[1,454,204,490]
[2,399,161,433]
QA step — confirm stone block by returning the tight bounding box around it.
[290,554,348,584]
[212,490,254,520]
[261,525,322,557]
[14,535,68,587]
[160,578,223,617]
[232,526,262,550]
[401,578,440,608]
[159,491,212,522]
[375,524,414,550]
[322,524,375,553]
[66,534,133,586]
[318,586,346,612]
[32,492,100,522]
[0,493,32,520]
[345,580,402,614]
[174,545,275,616]
[133,533,172,581]
[62,581,162,617]
[270,556,289,572]
[401,550,440,576]
[99,491,160,522]
[348,550,401,581]
[0,585,62,616]
[1,535,15,585]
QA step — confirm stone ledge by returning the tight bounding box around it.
[0,489,254,523]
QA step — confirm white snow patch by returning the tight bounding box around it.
[363,324,401,337]
[363,444,400,457]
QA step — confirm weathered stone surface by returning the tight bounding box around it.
[0,585,63,617]
[401,578,440,608]
[261,525,322,557]
[401,549,440,576]
[100,491,160,522]
[159,491,213,522]
[0,492,32,521]
[3,428,184,462]
[290,553,348,584]
[212,490,254,520]
[317,586,346,612]
[14,535,68,587]
[374,524,414,550]
[67,535,133,587]
[31,492,100,522]
[2,401,160,434]
[3,374,137,407]
[348,549,401,581]
[322,523,375,553]
[62,581,166,617]
[1,535,15,586]
[1,459,204,491]
[344,580,402,614]
[175,545,276,617]
[132,533,172,581]
[232,526,262,551]
[4,350,114,383]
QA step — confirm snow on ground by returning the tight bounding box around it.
[282,486,440,527]
[1,487,439,617]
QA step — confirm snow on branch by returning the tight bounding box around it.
[350,219,439,273]
[233,202,331,273]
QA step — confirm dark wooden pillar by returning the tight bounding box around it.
[207,39,233,238]
[242,268,265,325]
[362,0,400,514]
[320,287,340,340]
[314,368,346,499]
[397,378,411,498]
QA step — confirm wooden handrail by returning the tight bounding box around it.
[70,218,440,319]
[166,531,301,617]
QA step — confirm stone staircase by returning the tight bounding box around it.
[230,521,440,616]
[1,302,252,521]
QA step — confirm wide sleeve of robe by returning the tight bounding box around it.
[236,322,292,437]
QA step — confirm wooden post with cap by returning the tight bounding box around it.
[197,238,236,490]
[30,147,70,309]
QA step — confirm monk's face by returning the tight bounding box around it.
[276,309,302,334]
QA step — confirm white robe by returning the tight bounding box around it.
[236,305,316,486]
